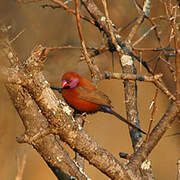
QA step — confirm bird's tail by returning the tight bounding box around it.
[110,110,146,135]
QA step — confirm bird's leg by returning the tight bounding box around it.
[80,112,87,125]
[73,111,88,126]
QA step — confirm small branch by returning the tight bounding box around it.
[171,6,180,102]
[126,14,145,44]
[133,25,156,47]
[17,0,42,3]
[127,0,151,44]
[75,0,100,80]
[101,0,122,56]
[80,46,109,60]
[153,79,176,101]
[127,102,179,171]
[41,4,62,9]
[101,71,162,82]
[10,29,25,44]
[133,46,175,52]
[15,154,26,180]
[177,159,180,180]
[50,0,96,25]
[146,89,158,141]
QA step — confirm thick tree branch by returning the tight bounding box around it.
[6,83,86,180]
[1,40,88,179]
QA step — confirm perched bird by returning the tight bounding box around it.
[52,71,146,134]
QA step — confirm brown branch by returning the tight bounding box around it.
[75,0,100,80]
[127,0,151,44]
[127,102,179,171]
[50,0,96,25]
[126,14,144,44]
[15,154,26,180]
[10,29,25,44]
[153,77,176,101]
[120,55,143,148]
[17,0,42,3]
[80,46,109,60]
[2,41,88,179]
[101,0,122,54]
[7,83,86,180]
[146,89,158,142]
[177,159,180,180]
[170,5,180,102]
[133,25,156,47]
[101,71,162,82]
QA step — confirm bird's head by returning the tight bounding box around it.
[61,72,80,89]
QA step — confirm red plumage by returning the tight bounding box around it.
[61,72,109,113]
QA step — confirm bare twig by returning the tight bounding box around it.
[153,79,176,101]
[133,25,156,47]
[146,89,158,141]
[101,0,122,56]
[128,102,179,171]
[15,154,26,180]
[177,159,180,180]
[75,0,100,80]
[102,71,162,82]
[169,5,180,102]
[10,29,25,44]
[50,0,96,25]
[126,14,144,44]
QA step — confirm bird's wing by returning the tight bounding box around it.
[76,87,112,107]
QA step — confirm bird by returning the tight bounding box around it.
[52,71,146,134]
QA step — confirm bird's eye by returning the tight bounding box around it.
[67,80,72,84]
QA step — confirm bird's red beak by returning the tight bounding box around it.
[61,80,69,88]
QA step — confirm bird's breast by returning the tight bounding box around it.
[62,89,100,113]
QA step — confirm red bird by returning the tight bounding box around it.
[54,72,146,134]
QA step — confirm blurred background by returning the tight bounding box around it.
[0,0,180,179]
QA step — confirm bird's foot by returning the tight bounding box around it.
[74,112,89,127]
